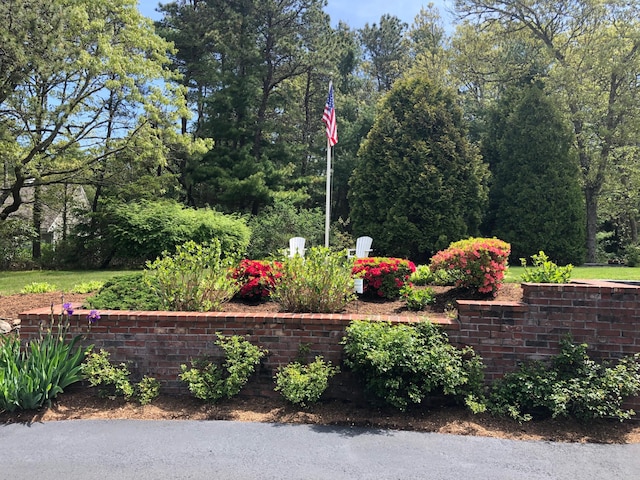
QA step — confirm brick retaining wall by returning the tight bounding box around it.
[17,280,640,409]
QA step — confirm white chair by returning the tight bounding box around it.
[347,236,373,258]
[288,237,306,257]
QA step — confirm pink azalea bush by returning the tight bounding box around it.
[352,257,416,299]
[429,238,511,296]
[232,259,283,300]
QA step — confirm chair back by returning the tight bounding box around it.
[289,237,306,257]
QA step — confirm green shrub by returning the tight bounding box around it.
[0,322,86,412]
[84,273,162,311]
[625,244,640,267]
[352,257,416,299]
[179,333,267,403]
[429,238,510,296]
[0,218,36,269]
[274,356,339,407]
[144,240,240,312]
[272,247,355,313]
[400,285,436,311]
[519,251,572,283]
[410,265,456,286]
[341,320,486,412]
[81,348,160,405]
[20,282,58,294]
[71,281,104,294]
[488,338,640,422]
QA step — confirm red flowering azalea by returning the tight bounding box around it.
[352,257,416,299]
[232,259,283,300]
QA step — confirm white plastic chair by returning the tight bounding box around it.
[347,236,373,258]
[288,237,306,257]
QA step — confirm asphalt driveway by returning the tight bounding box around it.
[1,420,639,479]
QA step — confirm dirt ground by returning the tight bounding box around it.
[2,287,640,444]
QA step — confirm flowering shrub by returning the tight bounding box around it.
[429,238,510,296]
[232,259,283,300]
[352,257,416,299]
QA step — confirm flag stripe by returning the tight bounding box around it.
[322,82,337,146]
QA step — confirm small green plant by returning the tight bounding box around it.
[520,251,573,283]
[81,348,159,404]
[84,273,162,310]
[20,282,57,294]
[271,247,355,313]
[410,265,455,286]
[71,281,104,294]
[145,240,240,312]
[342,320,486,412]
[274,356,339,407]
[82,348,135,400]
[400,284,436,311]
[624,244,640,267]
[488,337,640,422]
[179,333,267,403]
[0,309,87,412]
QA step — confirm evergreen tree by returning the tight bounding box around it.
[484,81,585,265]
[348,76,489,262]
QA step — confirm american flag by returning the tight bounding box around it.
[322,82,337,146]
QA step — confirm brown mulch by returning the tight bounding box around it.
[2,287,640,444]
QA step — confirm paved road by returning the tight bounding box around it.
[2,420,639,479]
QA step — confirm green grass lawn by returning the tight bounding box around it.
[0,270,136,295]
[505,265,640,283]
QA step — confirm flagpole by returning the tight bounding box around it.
[324,137,331,247]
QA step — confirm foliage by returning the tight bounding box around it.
[144,240,240,312]
[489,338,640,422]
[232,259,283,300]
[624,244,640,267]
[429,238,510,296]
[246,199,325,260]
[352,257,416,299]
[274,356,339,407]
[272,247,355,313]
[70,281,104,294]
[179,333,267,403]
[82,199,250,267]
[409,264,455,286]
[0,218,36,269]
[84,273,162,311]
[342,320,486,412]
[20,282,57,294]
[349,75,489,262]
[482,81,586,265]
[520,251,573,284]
[81,348,160,405]
[0,319,87,412]
[400,285,436,311]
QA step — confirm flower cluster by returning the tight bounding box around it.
[232,259,283,300]
[352,257,416,299]
[429,237,510,296]
[87,309,101,324]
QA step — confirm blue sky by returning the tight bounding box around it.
[136,0,455,30]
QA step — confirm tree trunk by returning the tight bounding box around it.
[585,187,598,263]
[32,185,42,260]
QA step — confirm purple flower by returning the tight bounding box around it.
[62,302,74,316]
[87,310,101,324]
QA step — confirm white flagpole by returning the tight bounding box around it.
[324,137,331,247]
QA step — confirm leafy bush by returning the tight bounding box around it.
[489,338,640,422]
[272,247,355,313]
[0,321,86,412]
[75,199,250,267]
[274,356,339,407]
[624,244,640,267]
[342,320,486,412]
[0,218,36,269]
[71,281,104,294]
[232,259,283,300]
[20,282,57,294]
[352,257,416,299]
[180,333,267,403]
[84,273,162,311]
[400,285,436,311]
[429,238,510,296]
[81,348,160,405]
[144,240,240,312]
[519,251,573,283]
